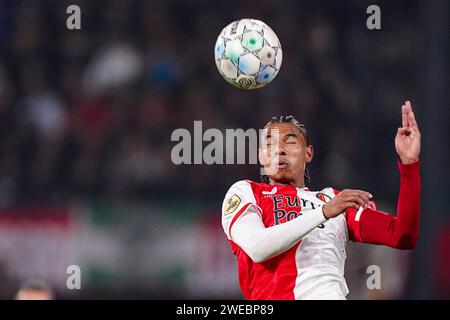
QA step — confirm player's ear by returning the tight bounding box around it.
[305,145,313,163]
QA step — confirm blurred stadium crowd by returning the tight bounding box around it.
[0,0,422,204]
[0,0,448,299]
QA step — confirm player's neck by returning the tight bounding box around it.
[269,177,305,189]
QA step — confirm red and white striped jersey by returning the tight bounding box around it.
[221,180,362,300]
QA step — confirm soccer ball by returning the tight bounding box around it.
[214,18,282,90]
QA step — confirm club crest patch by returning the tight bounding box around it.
[224,194,241,215]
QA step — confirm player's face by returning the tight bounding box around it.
[259,123,313,186]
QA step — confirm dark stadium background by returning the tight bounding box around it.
[0,0,447,299]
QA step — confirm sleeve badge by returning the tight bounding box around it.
[224,194,241,216]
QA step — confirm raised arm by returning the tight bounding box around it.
[347,101,421,249]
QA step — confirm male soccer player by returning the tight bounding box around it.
[221,101,420,299]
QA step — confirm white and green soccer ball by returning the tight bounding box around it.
[214,18,282,90]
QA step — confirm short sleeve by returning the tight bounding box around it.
[221,180,260,240]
